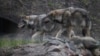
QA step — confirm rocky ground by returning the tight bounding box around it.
[0,36,100,56]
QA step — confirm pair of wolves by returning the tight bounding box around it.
[18,7,92,39]
[42,7,91,39]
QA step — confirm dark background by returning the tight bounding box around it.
[0,0,100,39]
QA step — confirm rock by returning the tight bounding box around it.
[47,45,61,52]
[81,37,99,50]
[71,36,99,50]
[93,47,100,56]
[43,38,65,47]
[46,52,64,56]
[80,49,93,56]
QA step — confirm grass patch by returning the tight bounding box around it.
[0,38,32,48]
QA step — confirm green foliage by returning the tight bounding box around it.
[0,38,32,48]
